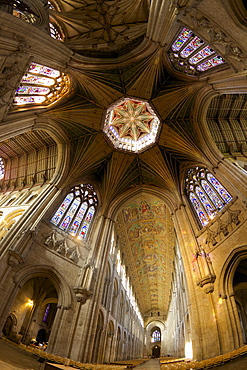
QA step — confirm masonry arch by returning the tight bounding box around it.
[92,309,105,363]
[146,321,165,358]
[104,320,115,363]
[1,264,73,352]
[219,245,247,347]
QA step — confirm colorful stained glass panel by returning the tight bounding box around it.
[197,56,225,71]
[195,186,217,219]
[69,202,87,235]
[50,184,98,239]
[51,193,73,226]
[29,62,60,78]
[21,74,55,86]
[207,174,232,203]
[0,157,4,180]
[189,192,209,226]
[171,28,193,52]
[16,86,50,95]
[13,96,46,105]
[80,206,95,239]
[189,46,215,65]
[59,197,80,230]
[180,36,204,58]
[201,180,224,210]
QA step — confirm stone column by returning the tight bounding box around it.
[66,215,115,362]
[172,204,220,360]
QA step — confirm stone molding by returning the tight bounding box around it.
[73,287,93,304]
[43,229,81,264]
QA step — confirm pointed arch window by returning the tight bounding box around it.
[50,184,98,240]
[169,27,225,75]
[151,329,161,343]
[0,157,5,180]
[186,168,232,227]
[49,19,63,40]
[13,62,69,108]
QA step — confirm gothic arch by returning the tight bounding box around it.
[218,245,247,298]
[107,185,179,221]
[34,119,71,187]
[12,264,73,309]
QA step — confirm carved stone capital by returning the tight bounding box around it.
[197,274,216,294]
[73,287,93,304]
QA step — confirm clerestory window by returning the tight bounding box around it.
[185,167,232,227]
[169,27,225,75]
[13,62,69,108]
[50,184,98,240]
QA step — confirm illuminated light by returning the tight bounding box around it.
[13,63,69,108]
[103,97,160,154]
[218,297,223,305]
[185,341,193,359]
[27,299,34,307]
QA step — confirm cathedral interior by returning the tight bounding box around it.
[1,0,247,367]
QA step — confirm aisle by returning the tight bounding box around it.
[134,358,160,369]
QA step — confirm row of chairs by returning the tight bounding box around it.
[160,344,247,369]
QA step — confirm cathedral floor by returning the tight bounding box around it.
[1,339,247,370]
[134,358,160,369]
[0,338,44,370]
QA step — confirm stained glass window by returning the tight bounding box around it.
[151,329,161,343]
[51,184,98,239]
[189,46,215,65]
[12,8,36,23]
[169,27,226,75]
[186,168,232,227]
[197,56,225,71]
[49,21,63,40]
[42,304,51,322]
[0,157,5,180]
[13,62,69,108]
[180,36,204,58]
[171,28,193,52]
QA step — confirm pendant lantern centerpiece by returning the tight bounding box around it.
[103,97,160,154]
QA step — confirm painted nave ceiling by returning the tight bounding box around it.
[1,0,247,318]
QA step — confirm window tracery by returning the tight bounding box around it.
[185,168,232,227]
[151,329,161,343]
[0,158,5,180]
[50,184,98,240]
[13,62,69,108]
[169,27,225,75]
[49,19,63,40]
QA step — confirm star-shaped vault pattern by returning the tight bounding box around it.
[103,97,160,153]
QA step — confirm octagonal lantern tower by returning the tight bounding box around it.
[103,97,161,154]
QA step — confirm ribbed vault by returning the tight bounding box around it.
[5,0,243,320]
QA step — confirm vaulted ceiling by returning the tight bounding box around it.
[2,0,247,319]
